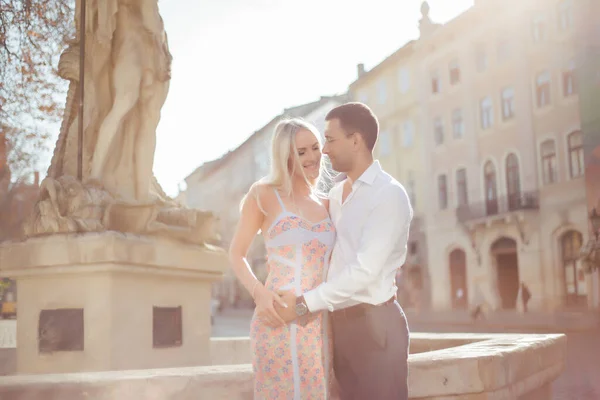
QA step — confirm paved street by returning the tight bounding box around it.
[211,308,600,400]
[211,308,253,338]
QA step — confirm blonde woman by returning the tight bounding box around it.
[229,118,335,399]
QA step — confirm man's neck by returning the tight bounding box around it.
[346,156,374,183]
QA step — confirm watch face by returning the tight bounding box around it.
[295,302,308,316]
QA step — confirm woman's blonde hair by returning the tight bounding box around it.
[243,118,326,213]
[264,118,324,195]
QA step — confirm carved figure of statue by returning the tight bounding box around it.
[90,0,172,202]
[22,0,218,246]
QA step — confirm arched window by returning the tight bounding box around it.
[567,131,584,178]
[561,230,586,307]
[484,161,498,215]
[505,153,521,210]
[540,139,557,184]
[449,249,468,309]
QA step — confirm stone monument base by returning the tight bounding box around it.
[0,232,227,375]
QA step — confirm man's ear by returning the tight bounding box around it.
[352,132,364,150]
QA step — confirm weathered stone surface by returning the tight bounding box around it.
[0,333,566,399]
[0,232,225,277]
[209,337,253,366]
[0,365,254,400]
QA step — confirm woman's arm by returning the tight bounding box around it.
[228,183,286,326]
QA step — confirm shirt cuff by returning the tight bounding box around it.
[303,287,331,313]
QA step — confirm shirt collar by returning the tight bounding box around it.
[355,160,381,186]
[329,161,381,204]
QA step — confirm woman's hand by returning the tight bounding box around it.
[254,285,288,327]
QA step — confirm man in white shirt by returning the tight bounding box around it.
[277,102,413,399]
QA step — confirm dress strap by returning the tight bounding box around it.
[273,189,286,212]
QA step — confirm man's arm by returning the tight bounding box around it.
[303,185,412,313]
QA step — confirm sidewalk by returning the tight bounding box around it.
[212,306,600,334]
[404,308,600,333]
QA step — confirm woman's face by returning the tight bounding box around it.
[291,128,322,182]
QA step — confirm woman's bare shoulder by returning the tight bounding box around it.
[250,181,275,199]
[246,181,278,213]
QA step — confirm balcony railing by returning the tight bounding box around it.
[456,190,540,223]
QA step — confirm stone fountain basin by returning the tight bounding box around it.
[0,332,566,399]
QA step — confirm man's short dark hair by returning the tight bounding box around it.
[325,102,379,151]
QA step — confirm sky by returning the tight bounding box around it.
[80,0,475,196]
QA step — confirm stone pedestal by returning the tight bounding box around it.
[0,232,227,375]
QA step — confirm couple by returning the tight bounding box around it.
[229,102,413,400]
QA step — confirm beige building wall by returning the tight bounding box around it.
[349,43,431,309]
[416,0,596,312]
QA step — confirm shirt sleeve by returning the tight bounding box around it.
[303,184,412,312]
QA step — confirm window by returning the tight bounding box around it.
[438,174,448,210]
[449,249,468,309]
[505,153,521,210]
[484,161,498,215]
[497,38,510,62]
[558,0,573,32]
[456,168,468,207]
[561,230,586,306]
[449,59,460,85]
[434,117,444,145]
[536,71,551,108]
[378,129,391,156]
[532,13,547,42]
[501,87,515,120]
[407,170,416,208]
[476,45,488,72]
[452,108,464,138]
[402,121,414,148]
[563,59,577,97]
[398,67,410,93]
[377,79,387,105]
[541,139,557,184]
[480,96,494,129]
[431,71,440,94]
[568,131,584,178]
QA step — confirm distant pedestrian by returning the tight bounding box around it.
[470,285,486,321]
[520,282,531,313]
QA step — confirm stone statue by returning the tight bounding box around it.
[89,0,172,201]
[24,0,218,246]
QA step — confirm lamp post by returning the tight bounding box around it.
[77,0,86,181]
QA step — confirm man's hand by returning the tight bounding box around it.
[275,290,298,323]
[254,285,287,328]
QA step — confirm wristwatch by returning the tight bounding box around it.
[295,296,309,317]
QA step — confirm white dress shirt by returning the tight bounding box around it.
[304,161,413,312]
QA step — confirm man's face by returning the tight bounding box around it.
[323,118,355,173]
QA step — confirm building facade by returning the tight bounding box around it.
[183,95,346,308]
[416,0,598,312]
[346,0,598,313]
